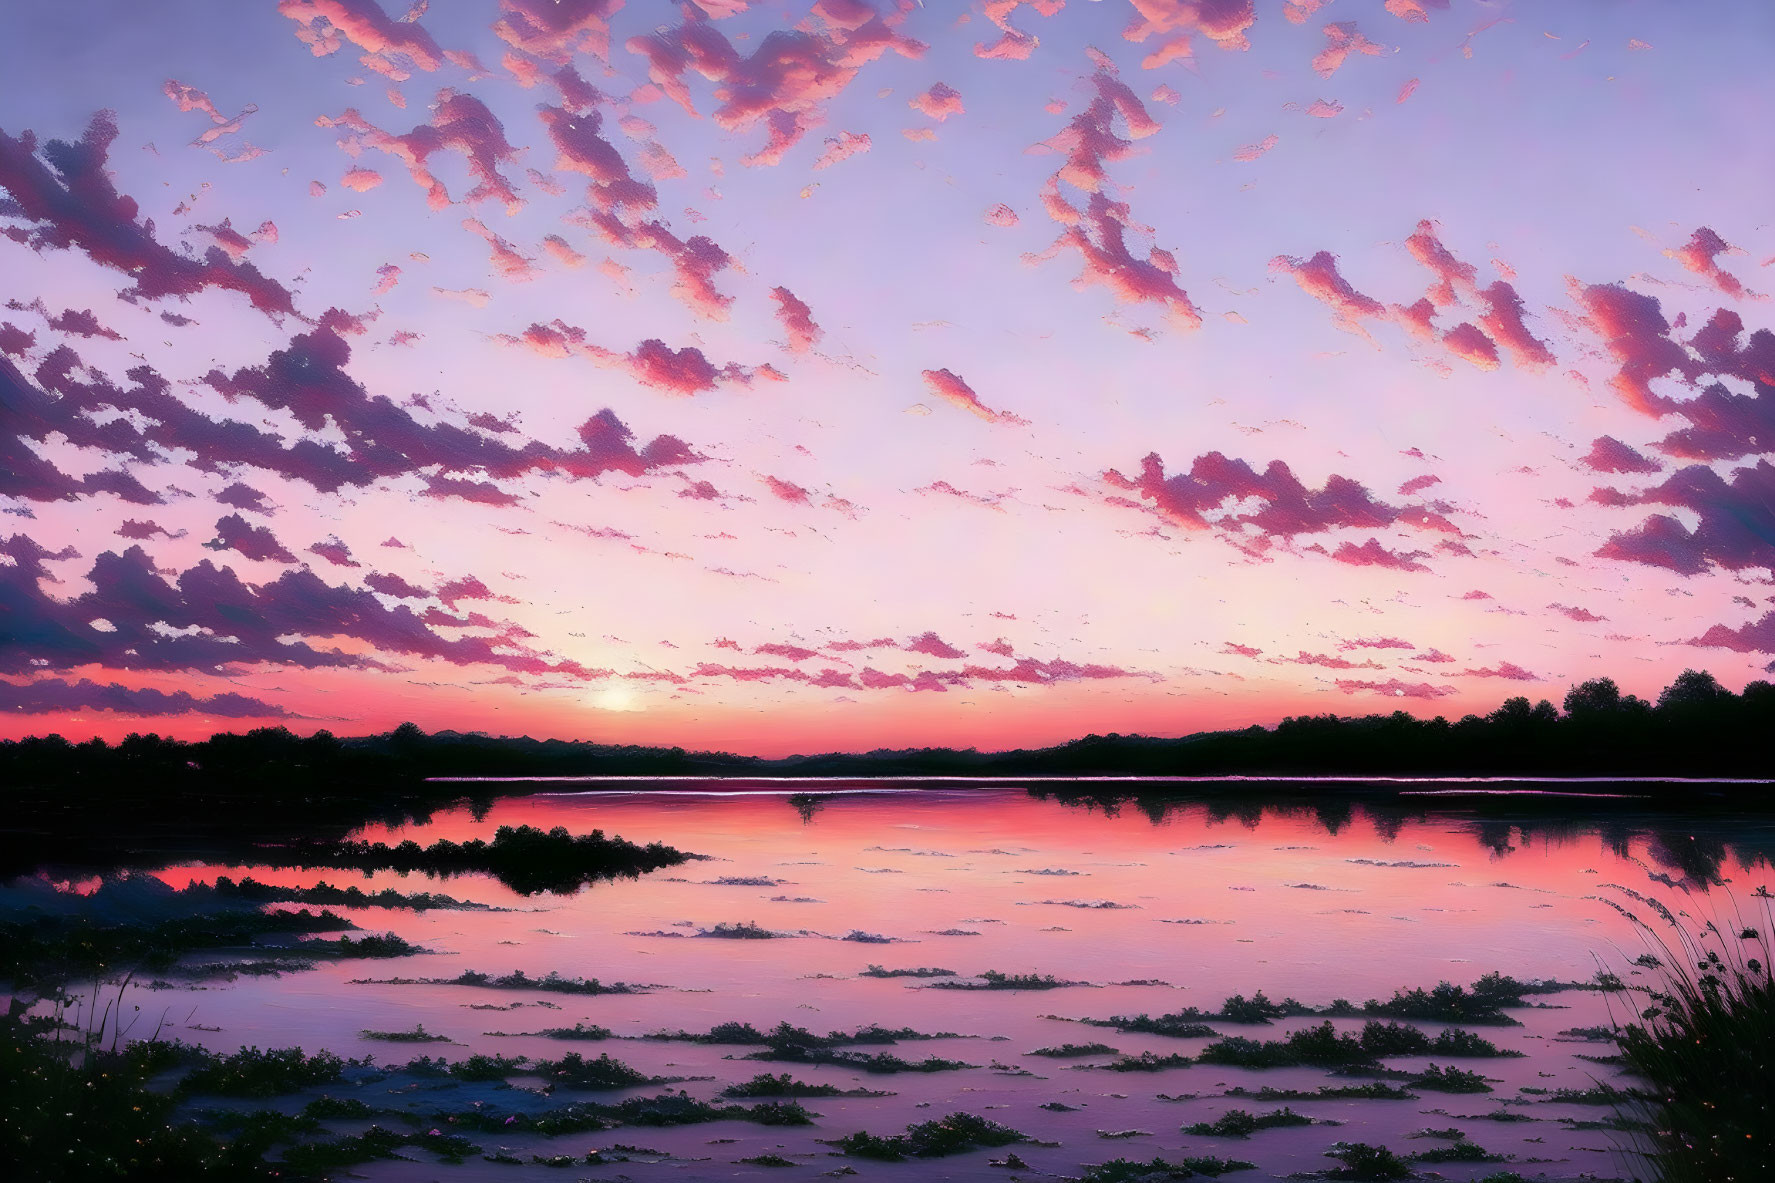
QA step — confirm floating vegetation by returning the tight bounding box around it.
[927,970,1079,990]
[1218,991,1314,1023]
[704,877,786,886]
[486,1022,612,1040]
[1091,1052,1193,1072]
[737,1152,797,1166]
[1362,973,1570,1025]
[1035,899,1140,910]
[721,1074,892,1099]
[348,969,642,994]
[280,1126,478,1173]
[926,928,982,936]
[832,1112,1027,1161]
[1183,1108,1314,1137]
[273,824,698,894]
[1408,1064,1493,1093]
[1224,1083,1417,1102]
[1086,1011,1220,1039]
[206,875,500,911]
[297,931,425,958]
[1017,868,1085,876]
[358,1023,451,1042]
[860,965,956,978]
[178,1045,353,1098]
[1409,1140,1505,1163]
[534,1051,654,1089]
[403,1052,529,1082]
[0,905,366,986]
[1199,1020,1513,1070]
[1346,859,1456,869]
[1555,1025,1617,1042]
[1027,1043,1120,1058]
[1322,1141,1414,1180]
[1078,1156,1257,1181]
[699,921,787,939]
[840,930,901,943]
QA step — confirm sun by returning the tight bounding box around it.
[590,685,643,713]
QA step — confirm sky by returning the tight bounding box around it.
[3,0,1773,756]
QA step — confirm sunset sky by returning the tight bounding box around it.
[4,0,1773,755]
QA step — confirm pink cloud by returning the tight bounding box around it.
[1331,538,1431,572]
[276,0,445,71]
[204,514,297,563]
[1665,226,1747,298]
[1398,474,1441,496]
[1221,642,1263,657]
[0,113,298,320]
[317,91,524,214]
[771,287,821,353]
[1441,322,1500,370]
[1593,461,1775,575]
[1581,435,1662,474]
[1124,0,1256,53]
[1476,281,1556,370]
[764,475,813,505]
[1270,251,1387,330]
[1312,21,1385,78]
[984,203,1020,228]
[366,570,429,598]
[1233,133,1278,162]
[1688,611,1775,654]
[921,368,1027,425]
[1405,219,1478,305]
[1339,636,1415,650]
[905,631,966,660]
[307,537,361,567]
[910,82,965,121]
[1336,678,1458,699]
[0,676,293,719]
[1548,603,1607,623]
[812,130,871,170]
[1461,662,1538,680]
[341,166,383,191]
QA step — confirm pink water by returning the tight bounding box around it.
[89,789,1775,1179]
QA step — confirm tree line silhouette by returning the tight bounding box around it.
[4,669,1772,793]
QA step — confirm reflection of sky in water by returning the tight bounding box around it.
[29,789,1775,1180]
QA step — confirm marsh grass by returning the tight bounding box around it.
[487,1021,612,1040]
[721,1073,890,1098]
[1183,1108,1313,1137]
[859,964,956,978]
[1407,1064,1492,1093]
[360,1023,452,1042]
[177,1044,355,1097]
[928,969,1077,990]
[535,1051,654,1089]
[1225,1082,1417,1101]
[1028,1042,1121,1057]
[349,968,642,994]
[1079,1155,1258,1181]
[833,1111,1026,1160]
[1593,886,1774,1183]
[1322,1142,1414,1180]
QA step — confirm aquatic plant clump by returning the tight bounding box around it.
[1183,1108,1313,1137]
[177,1045,354,1098]
[276,824,698,894]
[834,1111,1027,1160]
[927,969,1077,990]
[1079,1156,1259,1181]
[860,964,957,978]
[348,968,643,994]
[1322,1141,1415,1180]
[535,1051,654,1089]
